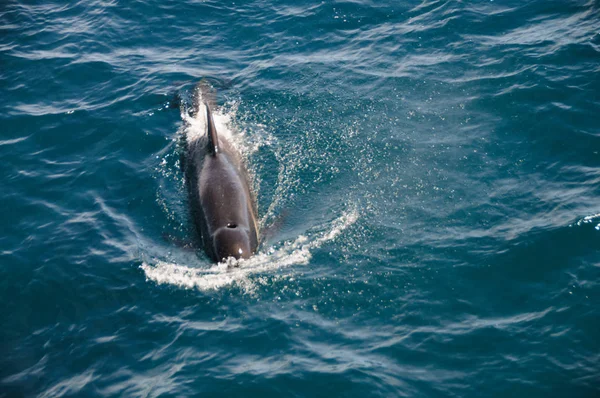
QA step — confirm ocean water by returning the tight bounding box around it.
[1,0,599,396]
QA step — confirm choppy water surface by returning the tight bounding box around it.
[1,0,599,396]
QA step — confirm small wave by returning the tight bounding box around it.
[140,207,358,293]
[574,212,600,230]
[0,135,30,147]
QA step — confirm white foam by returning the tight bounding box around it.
[140,207,359,293]
[575,212,600,230]
[182,101,236,145]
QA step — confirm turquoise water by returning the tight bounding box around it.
[2,0,600,396]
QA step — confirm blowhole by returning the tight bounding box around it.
[227,223,237,229]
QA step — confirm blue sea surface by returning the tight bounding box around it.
[1,0,600,396]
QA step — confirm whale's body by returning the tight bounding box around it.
[183,88,258,262]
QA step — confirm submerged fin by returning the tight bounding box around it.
[206,104,219,156]
[192,80,217,117]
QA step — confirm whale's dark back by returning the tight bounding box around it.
[183,99,258,262]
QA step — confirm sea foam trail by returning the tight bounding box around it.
[141,207,358,292]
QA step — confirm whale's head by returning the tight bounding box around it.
[212,223,253,262]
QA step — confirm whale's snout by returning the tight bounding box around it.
[212,225,252,262]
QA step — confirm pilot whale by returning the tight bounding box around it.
[182,85,259,262]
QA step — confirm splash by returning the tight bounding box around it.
[574,213,600,230]
[181,99,237,146]
[140,207,358,293]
